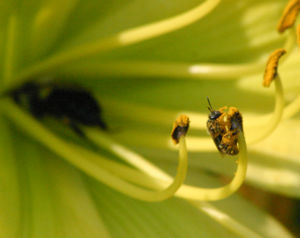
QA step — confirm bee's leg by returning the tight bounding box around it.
[11,90,22,104]
[97,118,108,131]
[69,121,86,137]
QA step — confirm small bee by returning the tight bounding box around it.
[206,98,243,156]
[11,81,107,137]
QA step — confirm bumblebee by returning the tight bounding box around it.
[206,98,243,156]
[11,81,107,137]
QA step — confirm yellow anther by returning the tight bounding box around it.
[277,0,300,33]
[263,49,286,87]
[297,24,300,48]
[171,114,190,144]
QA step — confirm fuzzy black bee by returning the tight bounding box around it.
[11,81,107,136]
[206,98,243,156]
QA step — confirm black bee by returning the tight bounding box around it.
[206,98,243,156]
[11,81,107,137]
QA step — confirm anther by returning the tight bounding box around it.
[277,0,300,33]
[297,24,300,48]
[171,114,190,144]
[263,49,286,87]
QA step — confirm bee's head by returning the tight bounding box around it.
[207,97,222,120]
[208,110,222,120]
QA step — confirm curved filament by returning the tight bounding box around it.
[0,99,188,202]
[86,128,248,201]
[247,75,284,144]
[8,0,221,90]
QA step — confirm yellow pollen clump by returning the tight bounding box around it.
[223,115,227,123]
[277,0,300,33]
[171,114,190,144]
[225,125,229,132]
[263,49,286,87]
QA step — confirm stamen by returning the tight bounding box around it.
[86,113,248,201]
[175,131,248,200]
[29,1,78,61]
[94,97,239,153]
[109,129,170,149]
[76,135,188,202]
[278,25,300,120]
[0,100,188,202]
[86,129,171,180]
[100,97,178,127]
[283,95,300,119]
[84,115,191,181]
[95,132,248,201]
[263,49,286,87]
[191,202,261,237]
[171,114,190,144]
[107,128,216,152]
[0,79,246,202]
[55,145,254,236]
[248,49,285,144]
[118,0,221,44]
[277,0,300,33]
[57,21,298,81]
[281,26,297,64]
[7,0,221,90]
[297,24,300,47]
[54,145,256,237]
[6,110,249,236]
[3,15,17,86]
[62,61,264,80]
[184,136,215,152]
[98,102,208,132]
[94,135,246,201]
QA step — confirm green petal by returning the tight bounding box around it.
[27,0,78,61]
[45,152,112,238]
[213,194,294,238]
[247,118,300,198]
[14,132,60,238]
[87,177,238,238]
[12,130,112,238]
[152,161,294,238]
[0,117,20,238]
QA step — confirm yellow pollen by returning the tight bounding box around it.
[277,0,300,33]
[263,49,286,87]
[297,24,300,48]
[171,114,190,144]
[225,125,229,132]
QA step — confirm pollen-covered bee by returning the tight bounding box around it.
[11,81,107,137]
[206,98,243,156]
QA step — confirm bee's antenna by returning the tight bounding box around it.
[207,97,213,112]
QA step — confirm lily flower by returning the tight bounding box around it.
[0,0,299,237]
